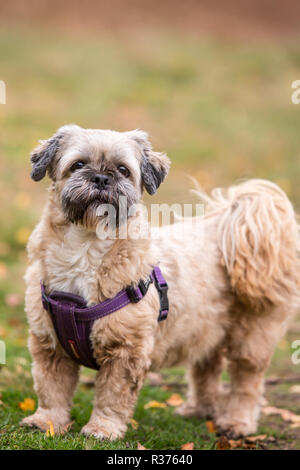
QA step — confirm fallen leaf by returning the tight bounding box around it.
[289,385,300,394]
[0,262,7,279]
[15,357,28,366]
[19,398,35,411]
[8,318,21,327]
[5,293,22,307]
[262,406,300,423]
[245,434,267,442]
[166,393,184,407]
[15,365,24,375]
[228,439,243,449]
[216,435,231,450]
[137,442,147,450]
[0,326,8,338]
[15,227,31,245]
[46,420,55,437]
[206,420,215,433]
[144,400,167,409]
[290,423,300,429]
[181,442,194,450]
[130,418,139,430]
[243,442,257,449]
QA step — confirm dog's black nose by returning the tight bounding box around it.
[92,174,110,188]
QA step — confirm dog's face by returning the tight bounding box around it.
[30,125,170,228]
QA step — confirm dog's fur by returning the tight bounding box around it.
[22,125,300,439]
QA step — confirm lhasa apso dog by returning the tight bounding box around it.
[22,124,300,439]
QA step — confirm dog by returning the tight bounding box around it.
[21,124,300,439]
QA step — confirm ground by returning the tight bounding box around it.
[0,15,300,450]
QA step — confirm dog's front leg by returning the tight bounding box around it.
[21,332,80,433]
[81,350,149,440]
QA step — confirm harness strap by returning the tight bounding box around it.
[41,266,168,370]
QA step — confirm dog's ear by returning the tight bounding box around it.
[128,130,170,195]
[30,124,79,181]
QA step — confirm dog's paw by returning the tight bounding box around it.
[215,415,257,438]
[175,402,214,420]
[20,408,70,433]
[81,419,126,441]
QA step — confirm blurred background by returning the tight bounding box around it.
[0,0,300,449]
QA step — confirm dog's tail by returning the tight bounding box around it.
[199,179,300,310]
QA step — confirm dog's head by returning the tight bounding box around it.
[30,125,170,228]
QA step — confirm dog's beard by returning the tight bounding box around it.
[60,171,139,230]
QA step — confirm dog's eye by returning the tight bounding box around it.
[70,161,85,172]
[118,165,130,178]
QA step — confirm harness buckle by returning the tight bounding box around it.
[126,276,153,303]
[42,292,52,313]
[155,282,169,322]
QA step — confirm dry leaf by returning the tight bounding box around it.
[0,262,7,279]
[290,423,300,429]
[245,434,267,442]
[8,318,21,327]
[46,420,55,437]
[206,420,215,433]
[243,442,257,449]
[5,293,21,307]
[15,357,28,366]
[216,435,231,450]
[166,393,184,407]
[228,439,243,449]
[0,326,8,338]
[181,442,194,450]
[289,385,300,394]
[144,400,167,409]
[19,398,35,411]
[130,418,139,430]
[16,365,24,375]
[15,227,31,245]
[262,406,300,423]
[137,442,147,450]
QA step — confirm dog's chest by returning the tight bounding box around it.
[45,226,113,303]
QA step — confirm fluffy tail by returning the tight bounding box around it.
[199,179,300,309]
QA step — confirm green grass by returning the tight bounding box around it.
[0,25,300,449]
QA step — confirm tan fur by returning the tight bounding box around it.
[22,126,300,439]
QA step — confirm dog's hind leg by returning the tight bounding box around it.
[215,309,289,437]
[21,332,80,433]
[176,349,224,420]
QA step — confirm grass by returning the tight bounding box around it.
[0,25,300,449]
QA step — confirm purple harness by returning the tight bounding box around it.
[41,266,169,370]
